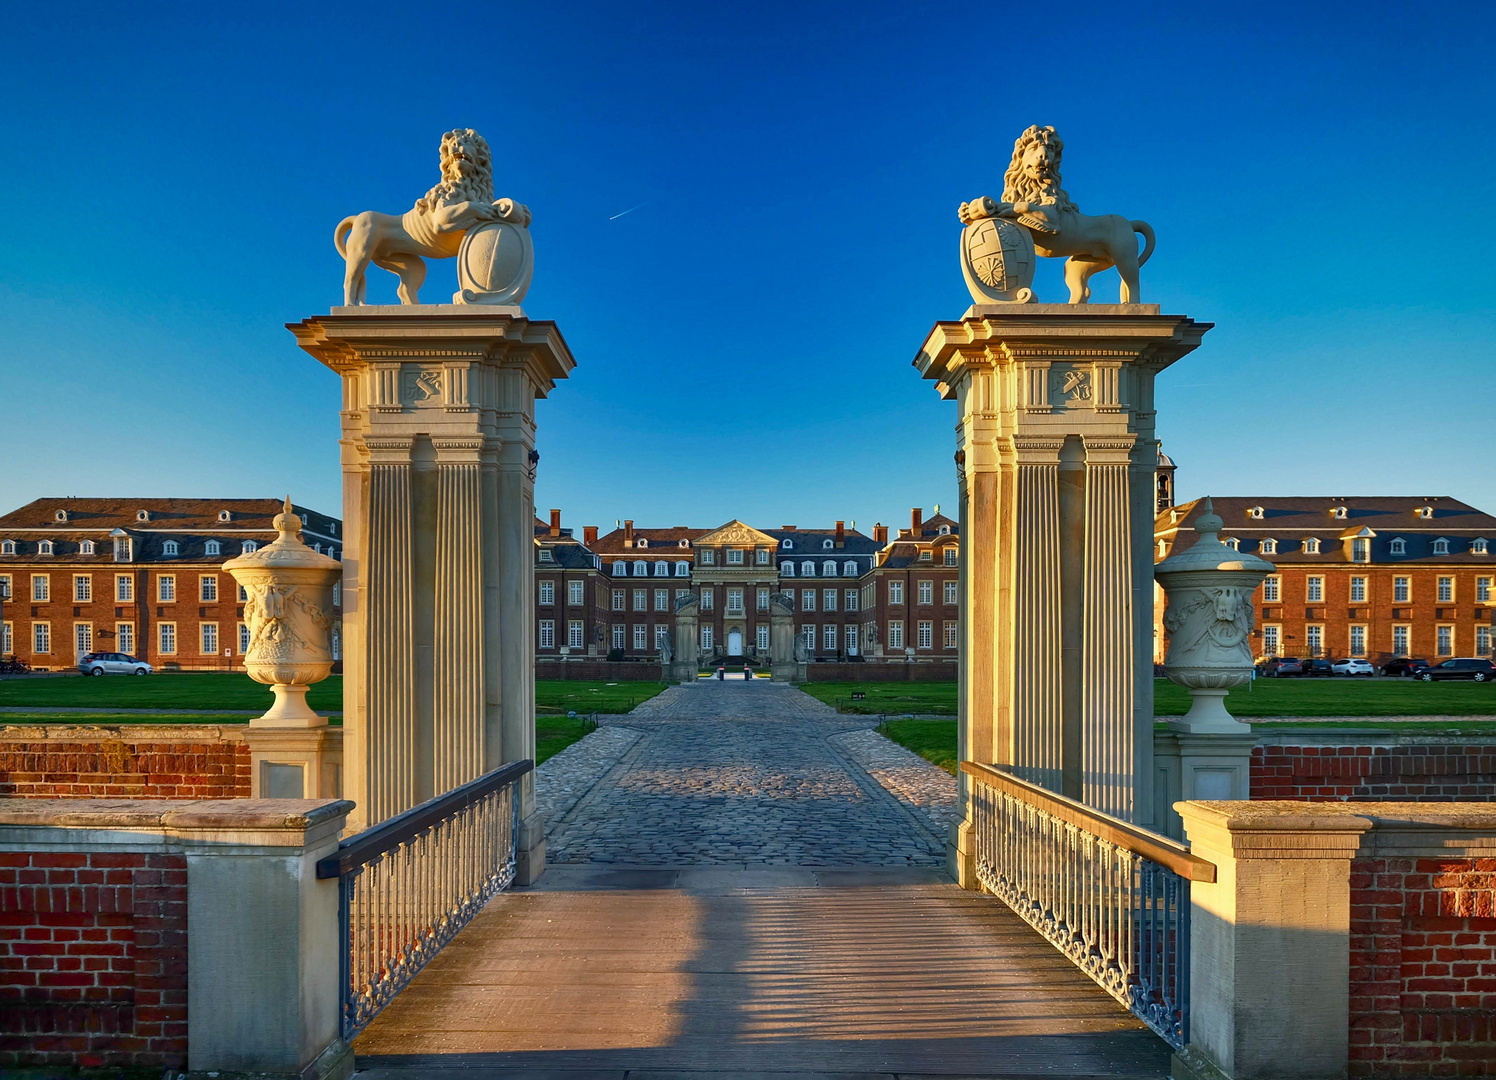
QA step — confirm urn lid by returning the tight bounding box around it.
[222,497,342,574]
[1155,497,1275,578]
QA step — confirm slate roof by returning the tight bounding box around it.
[590,527,708,556]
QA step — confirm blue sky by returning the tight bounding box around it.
[1,1,1491,535]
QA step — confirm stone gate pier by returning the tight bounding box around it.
[291,307,573,881]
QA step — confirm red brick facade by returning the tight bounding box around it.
[1252,744,1496,802]
[1349,855,1496,1075]
[0,851,189,1069]
[0,735,251,800]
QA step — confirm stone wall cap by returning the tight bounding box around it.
[0,797,353,831]
[0,724,248,743]
[1176,800,1375,833]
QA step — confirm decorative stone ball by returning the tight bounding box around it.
[960,217,1036,304]
[455,221,534,306]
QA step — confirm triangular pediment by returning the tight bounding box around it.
[694,520,779,548]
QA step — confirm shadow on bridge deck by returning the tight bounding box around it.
[353,866,1168,1079]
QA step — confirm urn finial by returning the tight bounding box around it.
[1193,497,1222,537]
[274,495,301,537]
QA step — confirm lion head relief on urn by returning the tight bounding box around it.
[1154,498,1274,733]
[222,498,342,727]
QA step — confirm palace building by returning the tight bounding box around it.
[1155,496,1495,665]
[0,498,344,671]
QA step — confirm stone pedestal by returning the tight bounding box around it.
[1152,729,1256,840]
[670,596,700,683]
[915,305,1209,843]
[290,306,574,882]
[247,726,344,800]
[768,594,800,683]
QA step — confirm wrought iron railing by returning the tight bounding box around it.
[317,759,532,1039]
[961,761,1214,1050]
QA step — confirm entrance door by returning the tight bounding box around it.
[727,630,743,656]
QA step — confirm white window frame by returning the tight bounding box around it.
[74,622,92,658]
[888,620,904,649]
[1303,537,1321,554]
[634,589,647,611]
[845,625,858,655]
[675,561,690,577]
[612,561,628,575]
[116,575,133,602]
[822,560,836,577]
[1437,577,1454,603]
[633,624,647,651]
[727,587,744,614]
[237,622,249,655]
[538,620,555,650]
[31,574,49,602]
[1305,624,1323,657]
[917,620,933,649]
[843,560,857,576]
[568,580,584,605]
[205,540,221,556]
[823,624,837,651]
[757,625,771,652]
[845,588,858,612]
[200,574,217,603]
[823,588,836,612]
[1262,624,1281,658]
[888,581,903,605]
[801,589,815,612]
[1392,625,1410,656]
[158,575,176,603]
[944,581,958,605]
[159,622,176,655]
[162,540,178,557]
[74,575,91,603]
[201,622,218,655]
[781,562,795,577]
[699,588,713,611]
[654,561,669,577]
[918,580,933,605]
[539,580,555,605]
[1436,625,1454,657]
[1433,538,1450,555]
[33,621,51,654]
[1477,577,1491,603]
[611,624,625,649]
[1306,576,1324,603]
[944,548,957,566]
[1351,537,1370,563]
[727,548,743,565]
[757,588,770,611]
[756,549,770,565]
[1349,624,1366,657]
[700,549,715,566]
[611,589,625,611]
[1394,577,1410,603]
[1476,625,1491,657]
[1389,537,1406,555]
[1349,576,1366,603]
[568,620,585,649]
[701,625,713,651]
[654,625,669,652]
[633,560,648,576]
[801,561,813,576]
[118,622,135,657]
[943,620,958,649]
[1261,538,1278,555]
[79,540,95,556]
[801,624,815,650]
[655,588,669,612]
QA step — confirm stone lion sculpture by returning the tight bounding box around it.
[959,125,1155,304]
[334,129,531,305]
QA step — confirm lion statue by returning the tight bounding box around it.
[334,129,530,305]
[958,125,1154,304]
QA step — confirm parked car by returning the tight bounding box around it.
[1262,657,1304,677]
[1301,658,1336,677]
[1331,658,1376,677]
[77,652,153,676]
[1380,657,1430,678]
[1417,658,1494,682]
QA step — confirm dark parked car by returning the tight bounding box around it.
[1301,658,1336,677]
[1380,657,1430,677]
[1262,657,1304,677]
[1417,658,1494,682]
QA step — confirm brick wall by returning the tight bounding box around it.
[1349,855,1496,1075]
[0,728,250,799]
[0,851,188,1068]
[806,661,957,682]
[535,660,664,681]
[1252,743,1496,801]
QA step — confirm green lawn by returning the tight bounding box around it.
[535,680,666,715]
[807,678,1496,718]
[0,713,271,726]
[536,716,599,764]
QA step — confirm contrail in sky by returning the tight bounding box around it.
[608,201,650,221]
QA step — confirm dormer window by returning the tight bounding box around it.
[1331,506,1347,520]
[678,539,690,549]
[654,561,670,576]
[1248,506,1264,520]
[38,540,53,556]
[800,560,813,576]
[538,548,553,563]
[54,509,68,523]
[0,540,13,555]
[1303,537,1321,554]
[919,550,933,561]
[637,538,648,548]
[218,510,232,522]
[1433,537,1450,555]
[163,540,179,556]
[1351,537,1370,563]
[1416,506,1434,519]
[1156,539,1167,558]
[1224,537,1240,551]
[781,539,793,549]
[781,562,795,576]
[1261,538,1277,554]
[312,543,322,554]
[204,540,220,556]
[112,532,132,562]
[1474,538,1490,555]
[823,560,837,576]
[136,510,150,522]
[329,522,337,535]
[823,539,833,550]
[938,524,951,535]
[675,561,689,576]
[241,541,257,555]
[1388,537,1406,555]
[612,560,627,575]
[633,560,648,575]
[80,540,95,556]
[843,561,857,575]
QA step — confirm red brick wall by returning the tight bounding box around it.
[0,739,250,799]
[535,660,664,681]
[806,661,957,682]
[1349,855,1496,1075]
[1252,744,1496,801]
[0,851,188,1068]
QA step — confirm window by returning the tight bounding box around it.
[938,524,951,535]
[80,540,95,556]
[654,561,669,577]
[162,540,178,557]
[611,624,625,649]
[539,620,555,649]
[74,575,91,603]
[943,582,958,606]
[918,621,933,649]
[1262,576,1280,603]
[1306,576,1323,603]
[633,625,647,650]
[74,623,92,658]
[201,623,218,655]
[944,548,957,566]
[1262,625,1280,657]
[633,589,647,611]
[241,584,249,602]
[1349,625,1366,657]
[888,620,904,649]
[676,588,690,604]
[823,625,837,651]
[1,622,9,655]
[1350,577,1366,603]
[846,589,859,612]
[568,580,584,605]
[654,625,669,651]
[781,562,795,577]
[568,620,585,649]
[757,588,770,611]
[119,623,135,656]
[1351,537,1370,563]
[675,561,690,577]
[677,539,689,549]
[1248,506,1264,520]
[781,539,793,549]
[38,540,53,556]
[611,589,625,611]
[943,620,958,648]
[727,587,744,613]
[918,580,933,605]
[1389,537,1406,555]
[200,575,217,603]
[757,549,770,565]
[241,541,257,555]
[801,561,813,576]
[1474,538,1490,555]
[159,622,176,655]
[0,540,12,555]
[218,510,231,522]
[1157,539,1167,558]
[1477,626,1491,658]
[845,625,858,655]
[843,561,857,576]
[539,581,555,605]
[801,589,815,612]
[633,560,648,576]
[701,625,713,651]
[1224,537,1240,551]
[237,623,249,654]
[655,589,669,612]
[1392,625,1410,656]
[1303,537,1321,554]
[919,550,933,562]
[135,510,149,522]
[757,625,770,651]
[1305,624,1323,657]
[727,548,743,565]
[1437,625,1453,657]
[699,588,713,611]
[819,588,834,611]
[205,540,221,556]
[1479,578,1491,603]
[0,575,8,601]
[1433,538,1450,555]
[158,575,176,602]
[889,581,904,605]
[1261,538,1277,555]
[823,539,834,550]
[613,561,628,575]
[31,574,49,602]
[538,549,554,563]
[636,538,648,549]
[822,560,836,577]
[801,625,815,650]
[1438,577,1453,603]
[1394,577,1410,603]
[33,622,51,654]
[700,550,715,566]
[109,574,131,603]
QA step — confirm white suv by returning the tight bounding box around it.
[78,652,153,676]
[1330,658,1376,677]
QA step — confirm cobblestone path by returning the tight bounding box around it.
[544,681,946,866]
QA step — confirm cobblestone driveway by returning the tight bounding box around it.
[544,681,948,867]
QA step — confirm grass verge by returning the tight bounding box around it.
[535,715,600,764]
[535,680,667,715]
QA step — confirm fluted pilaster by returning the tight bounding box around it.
[1009,435,1065,792]
[433,442,485,792]
[365,443,416,824]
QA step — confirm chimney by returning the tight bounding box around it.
[548,508,561,537]
[583,525,598,547]
[781,525,796,532]
[624,519,634,548]
[834,520,845,548]
[873,523,888,545]
[911,507,923,535]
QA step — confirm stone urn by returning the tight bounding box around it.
[223,498,342,727]
[1154,498,1274,732]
